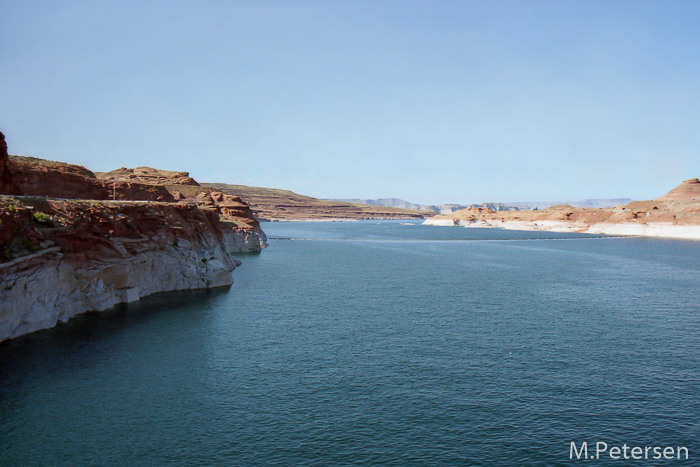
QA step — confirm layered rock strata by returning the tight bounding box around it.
[96,166,200,188]
[191,191,268,252]
[95,165,429,221]
[656,178,700,201]
[7,156,174,202]
[0,197,236,342]
[201,182,429,221]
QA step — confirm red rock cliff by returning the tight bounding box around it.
[0,131,21,195]
[0,197,237,341]
[7,156,174,202]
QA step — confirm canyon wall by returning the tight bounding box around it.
[0,198,237,342]
[0,132,21,195]
[7,156,174,202]
[0,132,268,342]
[222,228,267,253]
[192,191,268,253]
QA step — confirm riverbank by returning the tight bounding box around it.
[424,217,700,240]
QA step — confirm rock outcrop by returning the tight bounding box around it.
[221,228,267,253]
[0,197,236,342]
[0,132,21,195]
[191,191,267,252]
[6,156,174,201]
[96,167,200,187]
[656,178,700,200]
[0,131,269,341]
[92,167,268,251]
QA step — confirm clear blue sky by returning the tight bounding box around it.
[1,0,698,204]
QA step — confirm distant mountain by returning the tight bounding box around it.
[332,197,633,213]
[518,199,633,210]
[333,198,529,214]
[335,198,427,210]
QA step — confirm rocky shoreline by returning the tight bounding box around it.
[423,180,700,240]
[424,216,700,239]
[0,130,268,342]
[0,197,242,342]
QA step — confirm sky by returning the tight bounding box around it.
[1,0,698,205]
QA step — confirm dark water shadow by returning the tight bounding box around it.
[0,287,231,393]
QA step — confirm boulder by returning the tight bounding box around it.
[205,259,233,288]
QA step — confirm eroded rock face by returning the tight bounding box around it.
[7,156,174,202]
[221,229,267,253]
[212,192,260,226]
[0,198,235,342]
[96,167,200,187]
[0,131,21,195]
[205,259,233,288]
[191,191,267,252]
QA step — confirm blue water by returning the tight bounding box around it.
[1,220,699,466]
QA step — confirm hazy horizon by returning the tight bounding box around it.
[1,1,698,205]
[325,197,646,206]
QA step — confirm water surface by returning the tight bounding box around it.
[1,221,699,466]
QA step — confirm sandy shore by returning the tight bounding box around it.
[423,218,700,240]
[264,218,359,222]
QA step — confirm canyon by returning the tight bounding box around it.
[2,126,429,341]
[95,168,429,221]
[0,132,265,341]
[4,125,700,342]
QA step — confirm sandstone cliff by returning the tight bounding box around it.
[191,191,267,252]
[2,156,267,252]
[93,167,268,251]
[0,197,237,342]
[95,165,428,221]
[7,156,174,202]
[96,166,200,188]
[0,132,269,342]
[201,182,429,221]
[0,132,21,195]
